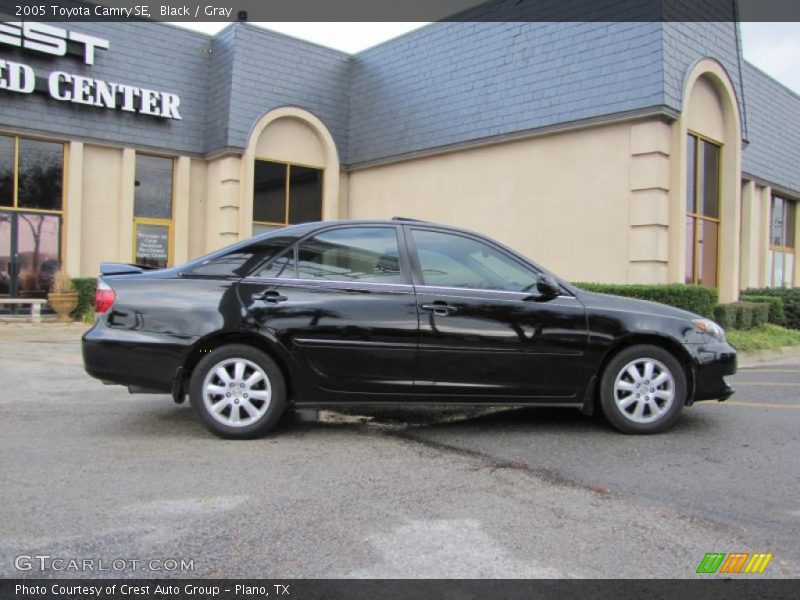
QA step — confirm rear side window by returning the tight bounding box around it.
[291,227,403,283]
[187,240,286,278]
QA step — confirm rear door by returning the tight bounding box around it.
[406,226,588,401]
[237,225,419,395]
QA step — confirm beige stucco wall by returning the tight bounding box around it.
[80,144,124,276]
[347,121,644,284]
[187,158,208,259]
[254,118,326,167]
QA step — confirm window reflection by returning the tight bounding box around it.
[17,139,63,211]
[135,155,174,219]
[17,214,61,297]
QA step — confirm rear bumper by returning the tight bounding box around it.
[688,341,737,402]
[82,324,192,393]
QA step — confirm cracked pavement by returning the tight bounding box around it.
[0,323,797,578]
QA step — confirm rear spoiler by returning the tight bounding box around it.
[99,262,159,276]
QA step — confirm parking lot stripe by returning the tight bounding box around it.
[737,369,800,373]
[732,381,800,386]
[723,401,800,410]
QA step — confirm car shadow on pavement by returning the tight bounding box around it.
[96,398,720,440]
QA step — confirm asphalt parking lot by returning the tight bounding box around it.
[0,324,798,578]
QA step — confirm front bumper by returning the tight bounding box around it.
[687,341,737,402]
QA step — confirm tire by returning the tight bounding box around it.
[599,344,686,434]
[189,344,287,439]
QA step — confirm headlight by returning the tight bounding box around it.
[692,318,726,342]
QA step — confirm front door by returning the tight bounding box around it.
[0,211,61,311]
[238,225,419,395]
[407,227,588,401]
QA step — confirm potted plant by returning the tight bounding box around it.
[48,270,78,322]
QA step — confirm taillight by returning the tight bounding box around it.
[95,278,116,314]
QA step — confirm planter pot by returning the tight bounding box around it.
[48,291,79,322]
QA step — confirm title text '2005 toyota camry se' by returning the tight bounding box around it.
[82,218,736,438]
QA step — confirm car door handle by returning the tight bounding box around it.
[420,302,458,316]
[253,290,288,303]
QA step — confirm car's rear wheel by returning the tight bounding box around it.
[599,344,686,434]
[189,344,286,439]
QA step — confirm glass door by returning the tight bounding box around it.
[0,211,13,300]
[0,211,61,312]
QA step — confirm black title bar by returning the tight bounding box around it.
[1,0,800,22]
[2,579,800,600]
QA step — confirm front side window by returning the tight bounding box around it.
[685,134,721,288]
[411,229,537,292]
[769,195,796,287]
[287,227,402,283]
[253,160,322,235]
[133,154,174,268]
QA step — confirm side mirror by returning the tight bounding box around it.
[536,274,561,299]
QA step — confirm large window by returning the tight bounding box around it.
[0,135,64,300]
[0,136,63,211]
[685,134,720,288]
[411,229,538,292]
[769,195,796,287]
[133,154,173,268]
[253,160,322,235]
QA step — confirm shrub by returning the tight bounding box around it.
[713,303,738,330]
[713,302,767,330]
[71,277,97,320]
[735,303,753,330]
[573,283,717,318]
[740,294,786,326]
[743,288,800,330]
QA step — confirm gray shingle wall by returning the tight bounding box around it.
[224,25,351,159]
[2,19,797,197]
[205,25,237,154]
[348,21,664,165]
[0,22,211,155]
[661,22,744,119]
[742,63,800,194]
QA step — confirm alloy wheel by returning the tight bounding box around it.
[612,358,675,424]
[202,358,272,427]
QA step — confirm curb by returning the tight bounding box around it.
[737,346,800,368]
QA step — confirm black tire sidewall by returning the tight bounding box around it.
[599,344,686,434]
[189,344,287,439]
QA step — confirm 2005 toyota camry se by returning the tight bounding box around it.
[82,218,736,438]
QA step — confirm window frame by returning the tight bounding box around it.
[132,152,175,268]
[252,158,324,230]
[404,225,559,296]
[769,194,797,287]
[0,133,65,216]
[685,132,722,288]
[249,224,413,287]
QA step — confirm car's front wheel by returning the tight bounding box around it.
[599,344,686,434]
[189,344,287,439]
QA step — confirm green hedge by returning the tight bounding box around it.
[742,288,800,330]
[740,295,786,326]
[574,283,717,318]
[713,301,769,330]
[713,303,738,330]
[749,301,770,328]
[71,277,96,320]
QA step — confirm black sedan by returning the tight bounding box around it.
[82,218,736,438]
